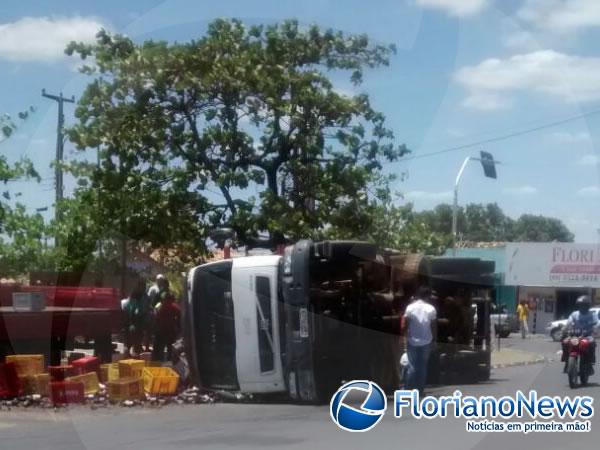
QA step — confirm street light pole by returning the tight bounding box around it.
[451,152,500,256]
[452,156,473,251]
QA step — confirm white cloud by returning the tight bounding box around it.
[460,91,512,111]
[415,0,489,17]
[502,185,538,195]
[519,0,600,32]
[550,131,591,144]
[577,154,600,166]
[455,50,600,110]
[0,16,106,62]
[404,190,453,201]
[577,186,600,197]
[503,30,540,52]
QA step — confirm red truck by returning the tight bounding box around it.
[0,284,123,364]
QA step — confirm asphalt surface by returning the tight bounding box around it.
[1,335,598,450]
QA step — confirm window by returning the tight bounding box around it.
[256,276,274,372]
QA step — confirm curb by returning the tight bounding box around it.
[491,356,548,369]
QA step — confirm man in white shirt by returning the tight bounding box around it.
[403,286,437,393]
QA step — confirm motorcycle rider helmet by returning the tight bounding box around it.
[576,295,592,314]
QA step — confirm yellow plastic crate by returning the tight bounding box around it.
[118,359,145,378]
[6,354,44,376]
[66,372,100,395]
[33,373,50,396]
[107,377,144,402]
[142,367,179,395]
[21,372,51,396]
[100,363,120,382]
[21,375,36,395]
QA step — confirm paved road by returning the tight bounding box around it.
[1,335,598,450]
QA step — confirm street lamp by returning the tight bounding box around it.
[452,151,499,253]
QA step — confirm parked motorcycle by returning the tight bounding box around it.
[563,329,594,388]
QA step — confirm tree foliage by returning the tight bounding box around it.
[415,202,574,243]
[65,19,407,256]
[0,109,49,276]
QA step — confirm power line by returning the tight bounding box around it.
[403,108,600,162]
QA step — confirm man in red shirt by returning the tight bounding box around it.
[151,292,181,362]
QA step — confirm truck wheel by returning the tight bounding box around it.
[499,330,511,339]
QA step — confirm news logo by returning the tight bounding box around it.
[330,380,387,432]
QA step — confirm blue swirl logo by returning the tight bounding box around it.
[330,380,387,432]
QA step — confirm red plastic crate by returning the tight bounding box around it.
[0,362,22,398]
[48,365,74,381]
[50,381,84,404]
[71,356,100,376]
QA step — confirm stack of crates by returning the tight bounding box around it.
[71,356,100,376]
[5,354,48,397]
[142,367,179,395]
[68,356,100,395]
[118,359,145,378]
[48,363,83,404]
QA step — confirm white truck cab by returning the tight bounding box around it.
[186,255,285,394]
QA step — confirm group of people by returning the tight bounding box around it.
[121,274,181,362]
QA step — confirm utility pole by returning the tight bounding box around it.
[42,89,75,230]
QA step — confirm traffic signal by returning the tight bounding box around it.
[480,151,497,179]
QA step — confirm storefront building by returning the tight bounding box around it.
[446,242,600,333]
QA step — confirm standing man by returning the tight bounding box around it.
[122,278,151,357]
[152,291,181,362]
[148,274,169,307]
[146,274,169,352]
[403,286,437,394]
[516,299,529,339]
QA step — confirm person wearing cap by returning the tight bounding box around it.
[561,295,598,372]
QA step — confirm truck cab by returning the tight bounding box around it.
[186,256,286,394]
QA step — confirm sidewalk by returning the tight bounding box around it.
[491,347,547,369]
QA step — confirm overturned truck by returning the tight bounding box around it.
[184,240,494,403]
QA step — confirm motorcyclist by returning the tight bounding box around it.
[562,295,598,373]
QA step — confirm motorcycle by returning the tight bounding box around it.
[563,329,594,388]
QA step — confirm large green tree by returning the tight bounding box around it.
[65,20,407,256]
[512,214,574,242]
[326,201,451,255]
[415,202,573,243]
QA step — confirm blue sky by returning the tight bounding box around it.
[2,0,600,241]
